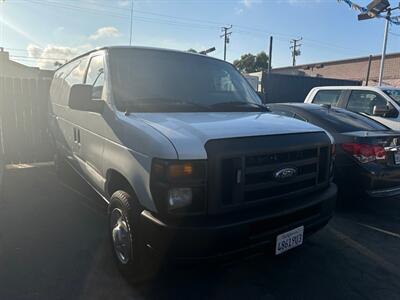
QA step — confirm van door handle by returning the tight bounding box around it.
[73,128,81,144]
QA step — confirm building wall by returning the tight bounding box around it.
[273,53,400,87]
[0,49,54,79]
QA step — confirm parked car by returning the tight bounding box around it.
[268,103,400,200]
[304,86,400,130]
[49,46,336,281]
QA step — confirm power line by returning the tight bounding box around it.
[16,0,369,56]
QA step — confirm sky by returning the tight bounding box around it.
[2,0,400,70]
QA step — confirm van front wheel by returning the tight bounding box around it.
[108,190,157,283]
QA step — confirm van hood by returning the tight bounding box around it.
[129,112,325,159]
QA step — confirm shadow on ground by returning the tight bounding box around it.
[0,166,399,300]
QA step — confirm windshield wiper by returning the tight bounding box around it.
[121,97,211,112]
[210,101,270,112]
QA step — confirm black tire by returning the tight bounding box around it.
[108,190,158,283]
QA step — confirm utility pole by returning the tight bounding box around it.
[365,55,372,86]
[268,36,273,73]
[220,25,232,61]
[129,0,134,46]
[290,37,302,67]
[379,9,390,86]
[0,0,5,48]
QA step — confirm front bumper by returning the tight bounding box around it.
[139,184,337,261]
[366,186,400,198]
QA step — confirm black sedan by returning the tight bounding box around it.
[268,103,400,199]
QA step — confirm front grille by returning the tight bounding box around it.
[244,147,325,202]
[205,133,331,214]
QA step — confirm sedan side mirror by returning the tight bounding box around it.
[372,104,390,117]
[68,84,104,113]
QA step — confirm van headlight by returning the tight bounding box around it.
[150,159,206,215]
[168,188,192,209]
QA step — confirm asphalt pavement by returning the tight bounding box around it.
[0,165,399,300]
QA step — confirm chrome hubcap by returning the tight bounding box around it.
[110,208,132,264]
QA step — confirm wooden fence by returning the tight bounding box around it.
[0,77,54,164]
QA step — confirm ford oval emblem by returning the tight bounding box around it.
[274,167,297,180]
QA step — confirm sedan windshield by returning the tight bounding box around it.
[383,89,400,105]
[109,48,262,112]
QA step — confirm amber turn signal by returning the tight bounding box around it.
[168,163,193,178]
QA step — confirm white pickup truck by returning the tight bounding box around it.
[305,86,400,130]
[49,46,337,281]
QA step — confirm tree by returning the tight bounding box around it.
[233,51,269,73]
[187,48,198,53]
[255,52,269,72]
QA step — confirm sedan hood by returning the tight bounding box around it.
[129,112,325,159]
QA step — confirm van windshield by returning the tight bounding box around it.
[109,48,262,112]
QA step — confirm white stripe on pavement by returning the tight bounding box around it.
[356,223,400,239]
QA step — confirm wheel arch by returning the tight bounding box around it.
[105,169,137,200]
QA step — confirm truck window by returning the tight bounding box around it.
[313,90,342,106]
[347,90,392,116]
[383,89,400,105]
[85,55,105,99]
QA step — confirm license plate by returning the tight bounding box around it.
[395,152,400,165]
[275,226,304,255]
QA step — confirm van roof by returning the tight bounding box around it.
[57,46,226,71]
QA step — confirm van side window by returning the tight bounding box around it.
[86,55,105,99]
[51,58,87,105]
[64,58,88,86]
[347,91,393,116]
[313,90,342,106]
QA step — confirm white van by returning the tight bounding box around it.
[0,129,4,196]
[305,86,400,130]
[49,46,336,281]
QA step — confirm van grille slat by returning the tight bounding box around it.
[245,172,317,192]
[246,157,318,175]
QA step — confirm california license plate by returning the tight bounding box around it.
[275,226,304,255]
[395,152,400,165]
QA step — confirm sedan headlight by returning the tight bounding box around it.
[150,159,206,215]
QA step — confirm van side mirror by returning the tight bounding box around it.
[372,104,390,117]
[68,84,104,113]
